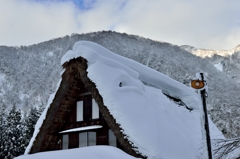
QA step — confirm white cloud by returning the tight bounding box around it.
[109,0,240,50]
[0,0,79,46]
[0,0,239,50]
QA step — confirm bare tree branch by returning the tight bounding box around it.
[213,138,240,159]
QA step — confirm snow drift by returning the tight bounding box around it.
[17,146,139,159]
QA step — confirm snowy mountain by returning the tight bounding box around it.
[181,44,240,83]
[0,31,240,141]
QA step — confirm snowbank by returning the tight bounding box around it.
[17,146,140,159]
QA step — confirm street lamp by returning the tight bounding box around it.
[191,73,212,159]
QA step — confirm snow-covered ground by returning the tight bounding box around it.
[24,41,224,159]
[17,146,139,159]
[214,62,223,72]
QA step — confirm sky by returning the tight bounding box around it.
[0,0,239,50]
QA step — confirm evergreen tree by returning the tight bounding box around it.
[22,106,41,149]
[3,105,24,159]
[0,102,7,159]
[0,105,41,159]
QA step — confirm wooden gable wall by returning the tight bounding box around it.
[29,58,87,153]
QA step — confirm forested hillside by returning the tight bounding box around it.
[1,32,240,157]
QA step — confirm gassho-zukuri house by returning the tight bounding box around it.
[24,41,222,159]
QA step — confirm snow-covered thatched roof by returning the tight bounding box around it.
[24,41,223,159]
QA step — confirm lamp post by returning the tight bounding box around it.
[191,73,212,159]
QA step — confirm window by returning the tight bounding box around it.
[79,132,87,147]
[108,129,117,147]
[79,132,96,147]
[88,132,96,146]
[77,101,83,121]
[92,99,99,119]
[62,134,68,149]
[77,95,100,121]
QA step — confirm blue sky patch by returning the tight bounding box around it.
[33,0,96,10]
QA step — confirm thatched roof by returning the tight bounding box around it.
[64,58,145,158]
[27,41,215,159]
[28,57,144,158]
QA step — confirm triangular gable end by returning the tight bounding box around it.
[29,57,144,158]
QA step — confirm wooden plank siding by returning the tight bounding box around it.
[69,133,79,148]
[96,128,108,145]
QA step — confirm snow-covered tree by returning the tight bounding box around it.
[0,102,7,158]
[0,103,41,159]
[22,106,41,148]
[3,105,25,158]
[213,138,240,158]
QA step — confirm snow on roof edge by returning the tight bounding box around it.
[59,125,103,134]
[61,41,200,110]
[61,45,139,80]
